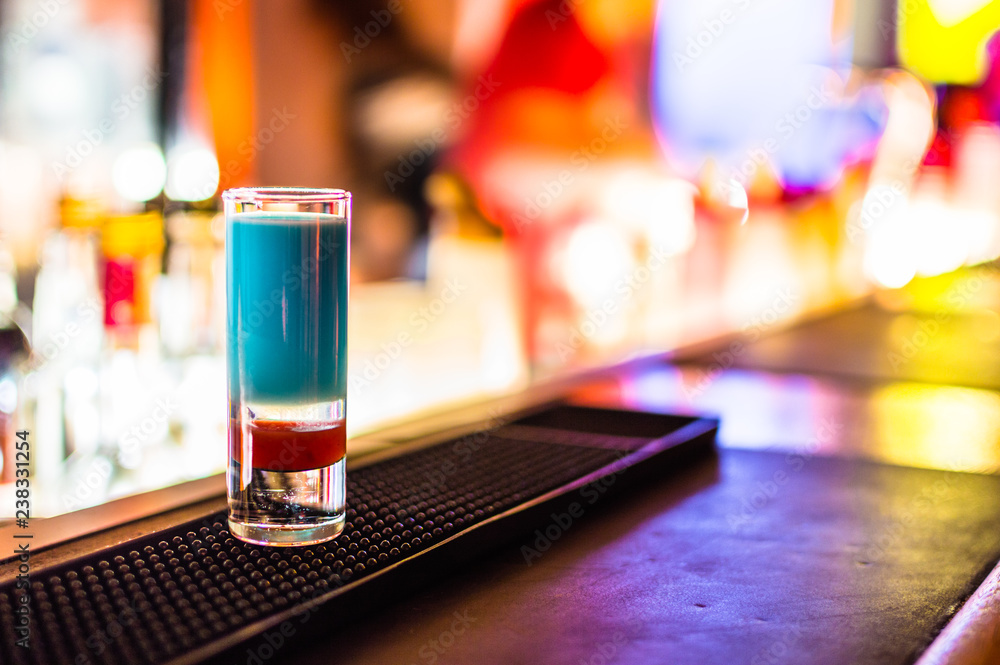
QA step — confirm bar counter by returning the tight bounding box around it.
[296,265,1000,665]
[3,266,1000,665]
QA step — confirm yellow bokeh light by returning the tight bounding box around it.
[898,0,1000,84]
[871,383,1000,473]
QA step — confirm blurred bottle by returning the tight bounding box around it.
[425,172,527,393]
[101,211,165,349]
[0,314,29,483]
[29,195,105,471]
[0,233,31,489]
[31,196,104,371]
[158,208,224,357]
[0,241,30,334]
[98,210,173,470]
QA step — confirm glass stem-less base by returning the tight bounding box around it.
[228,457,346,546]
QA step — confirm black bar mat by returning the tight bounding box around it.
[0,405,717,665]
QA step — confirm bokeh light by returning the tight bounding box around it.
[112,143,166,202]
[166,145,220,202]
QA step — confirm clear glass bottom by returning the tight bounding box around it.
[227,456,346,546]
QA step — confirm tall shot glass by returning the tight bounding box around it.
[223,188,350,546]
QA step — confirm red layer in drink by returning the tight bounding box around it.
[229,419,346,472]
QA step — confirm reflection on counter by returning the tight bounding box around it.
[573,344,1000,476]
[574,364,1000,475]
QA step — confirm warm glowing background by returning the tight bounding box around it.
[1,0,1000,515]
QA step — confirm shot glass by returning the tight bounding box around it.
[224,187,350,546]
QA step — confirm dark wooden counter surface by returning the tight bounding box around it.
[278,450,999,665]
[280,266,1000,665]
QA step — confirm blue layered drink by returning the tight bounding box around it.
[224,189,350,546]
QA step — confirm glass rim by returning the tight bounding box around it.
[222,187,351,203]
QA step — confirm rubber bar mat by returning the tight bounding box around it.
[0,405,717,665]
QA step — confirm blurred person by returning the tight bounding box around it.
[314,0,460,282]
